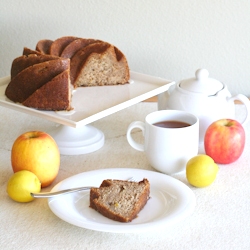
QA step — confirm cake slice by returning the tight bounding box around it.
[89,179,150,222]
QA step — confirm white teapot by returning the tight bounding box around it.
[158,69,250,142]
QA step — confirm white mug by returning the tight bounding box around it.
[127,110,199,175]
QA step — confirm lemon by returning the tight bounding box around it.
[186,154,219,187]
[7,170,41,202]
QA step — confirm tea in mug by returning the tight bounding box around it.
[153,120,191,128]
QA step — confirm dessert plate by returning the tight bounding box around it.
[0,72,174,128]
[48,168,196,233]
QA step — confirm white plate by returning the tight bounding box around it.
[48,168,196,233]
[0,72,174,128]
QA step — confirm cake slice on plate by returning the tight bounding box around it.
[90,179,150,222]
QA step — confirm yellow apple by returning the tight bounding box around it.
[11,131,60,188]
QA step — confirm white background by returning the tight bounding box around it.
[1,0,249,96]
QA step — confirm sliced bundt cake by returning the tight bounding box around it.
[5,36,130,111]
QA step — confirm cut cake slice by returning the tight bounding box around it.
[90,179,150,222]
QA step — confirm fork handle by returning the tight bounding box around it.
[30,186,93,198]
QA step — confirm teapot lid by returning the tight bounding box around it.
[180,69,223,95]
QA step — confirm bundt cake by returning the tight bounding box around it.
[89,179,150,222]
[5,36,130,111]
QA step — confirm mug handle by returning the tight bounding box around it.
[126,121,145,151]
[229,94,250,126]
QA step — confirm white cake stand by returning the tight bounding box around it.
[0,72,174,155]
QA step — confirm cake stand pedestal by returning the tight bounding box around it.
[49,124,104,155]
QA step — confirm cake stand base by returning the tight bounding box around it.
[49,125,105,155]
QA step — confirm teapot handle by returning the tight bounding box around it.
[229,94,250,126]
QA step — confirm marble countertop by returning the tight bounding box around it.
[1,102,250,250]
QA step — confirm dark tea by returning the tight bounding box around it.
[153,120,191,128]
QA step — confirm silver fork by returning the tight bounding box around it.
[31,177,134,198]
[30,186,93,198]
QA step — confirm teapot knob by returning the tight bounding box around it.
[180,68,223,95]
[195,68,209,80]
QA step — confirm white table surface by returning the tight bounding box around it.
[1,102,250,250]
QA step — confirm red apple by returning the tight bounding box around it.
[204,119,245,164]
